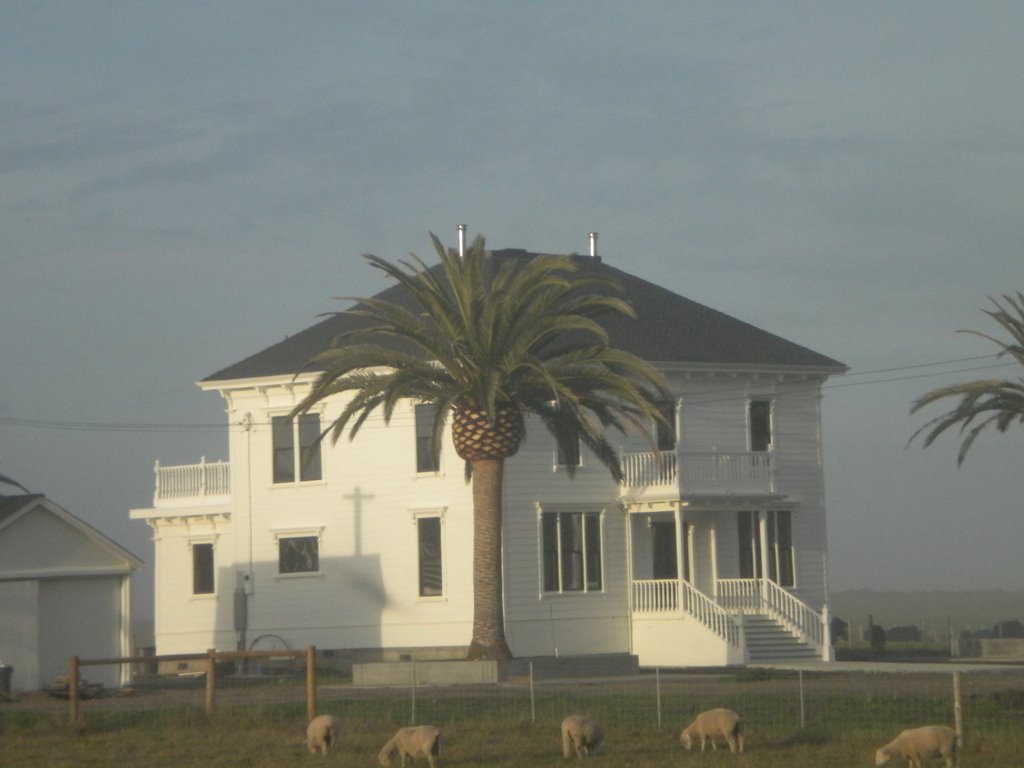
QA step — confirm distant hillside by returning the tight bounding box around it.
[830,589,1024,635]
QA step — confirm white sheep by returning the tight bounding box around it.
[305,713,340,755]
[377,724,441,768]
[874,725,959,768]
[561,714,604,759]
[679,708,744,753]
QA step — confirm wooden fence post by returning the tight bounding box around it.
[952,671,963,746]
[306,646,317,722]
[68,656,80,724]
[205,649,216,716]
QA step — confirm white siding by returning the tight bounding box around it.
[140,368,836,664]
[0,581,39,691]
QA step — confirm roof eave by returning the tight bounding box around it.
[197,371,321,393]
[653,360,849,378]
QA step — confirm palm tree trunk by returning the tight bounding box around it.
[467,457,512,660]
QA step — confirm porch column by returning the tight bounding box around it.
[625,505,635,615]
[673,503,684,610]
[119,575,132,686]
[758,509,769,604]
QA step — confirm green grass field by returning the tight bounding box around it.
[3,678,1023,768]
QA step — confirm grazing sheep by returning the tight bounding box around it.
[561,714,604,759]
[378,725,441,768]
[679,708,744,753]
[874,725,959,768]
[306,713,339,755]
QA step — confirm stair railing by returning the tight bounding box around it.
[681,581,740,646]
[761,579,824,649]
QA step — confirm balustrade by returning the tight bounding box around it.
[154,458,230,504]
[620,450,773,494]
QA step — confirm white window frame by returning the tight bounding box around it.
[655,398,680,452]
[537,504,606,596]
[553,436,584,472]
[411,507,447,600]
[747,399,773,452]
[413,403,442,475]
[187,535,217,598]
[272,527,324,579]
[271,411,324,485]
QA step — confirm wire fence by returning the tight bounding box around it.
[9,657,1023,750]
[320,667,1024,742]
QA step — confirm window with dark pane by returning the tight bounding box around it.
[749,400,772,452]
[192,543,214,595]
[415,404,440,473]
[656,401,677,452]
[417,517,443,596]
[541,511,602,593]
[278,536,319,574]
[272,414,322,484]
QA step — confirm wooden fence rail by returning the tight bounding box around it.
[68,646,317,724]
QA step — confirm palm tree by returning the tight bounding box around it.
[292,232,671,660]
[909,292,1024,464]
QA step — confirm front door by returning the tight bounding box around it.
[652,520,691,581]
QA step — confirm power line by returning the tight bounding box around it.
[0,353,1015,435]
[0,416,225,433]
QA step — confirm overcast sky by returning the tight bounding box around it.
[2,3,1023,619]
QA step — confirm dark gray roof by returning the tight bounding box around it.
[203,250,846,383]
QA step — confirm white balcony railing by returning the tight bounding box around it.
[620,450,774,495]
[153,458,230,505]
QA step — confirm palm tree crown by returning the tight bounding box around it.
[910,291,1024,464]
[293,232,671,659]
[295,232,671,477]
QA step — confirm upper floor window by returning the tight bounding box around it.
[417,516,443,597]
[192,542,214,595]
[272,414,322,483]
[748,400,772,452]
[656,401,677,452]
[278,535,319,574]
[556,437,581,468]
[542,510,602,593]
[415,404,441,474]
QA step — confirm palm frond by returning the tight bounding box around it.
[909,292,1024,464]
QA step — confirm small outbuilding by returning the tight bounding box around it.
[0,494,142,692]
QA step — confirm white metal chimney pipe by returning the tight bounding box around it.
[457,224,467,257]
[589,232,598,258]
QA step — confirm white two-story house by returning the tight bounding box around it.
[131,245,846,668]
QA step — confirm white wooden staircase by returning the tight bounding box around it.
[743,614,821,663]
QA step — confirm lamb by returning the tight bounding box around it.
[305,713,340,755]
[874,725,959,768]
[679,708,744,753]
[561,714,604,759]
[377,724,441,768]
